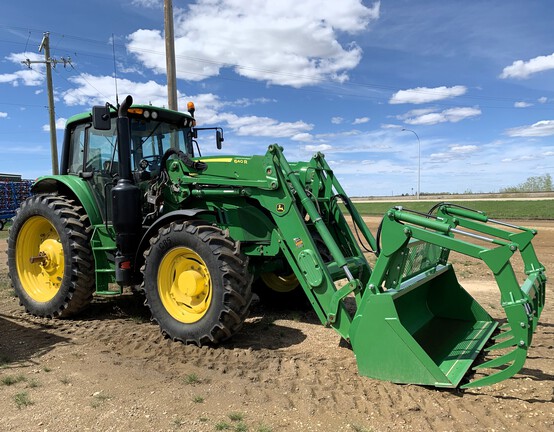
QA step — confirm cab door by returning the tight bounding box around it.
[67,121,118,222]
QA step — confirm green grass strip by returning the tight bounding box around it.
[348,200,554,220]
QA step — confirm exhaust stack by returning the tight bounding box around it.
[112,95,142,285]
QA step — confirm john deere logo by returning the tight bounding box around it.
[276,203,285,213]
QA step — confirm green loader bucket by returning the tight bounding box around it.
[351,265,497,387]
[349,205,546,388]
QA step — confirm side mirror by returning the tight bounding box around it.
[92,104,112,130]
[216,130,224,150]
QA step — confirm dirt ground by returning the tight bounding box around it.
[0,217,552,432]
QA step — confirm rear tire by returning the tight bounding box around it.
[7,194,95,318]
[255,235,331,309]
[255,264,310,309]
[141,221,252,345]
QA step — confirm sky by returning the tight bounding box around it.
[1,0,553,197]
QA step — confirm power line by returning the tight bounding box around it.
[2,26,552,111]
[0,101,47,108]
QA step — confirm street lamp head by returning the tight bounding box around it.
[400,128,421,199]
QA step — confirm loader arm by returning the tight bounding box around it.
[252,147,546,388]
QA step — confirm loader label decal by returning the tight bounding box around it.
[276,203,285,213]
[294,237,303,248]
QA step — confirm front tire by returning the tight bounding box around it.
[141,221,252,346]
[7,194,95,317]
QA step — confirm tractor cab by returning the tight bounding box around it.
[63,104,196,176]
[60,102,222,223]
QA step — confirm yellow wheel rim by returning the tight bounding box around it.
[158,247,212,323]
[15,216,64,303]
[260,271,299,293]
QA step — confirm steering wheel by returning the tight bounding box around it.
[86,153,112,173]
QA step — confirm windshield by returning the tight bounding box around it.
[67,117,194,176]
[130,118,193,171]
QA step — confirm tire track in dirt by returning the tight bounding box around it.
[3,287,552,432]
[6,300,552,431]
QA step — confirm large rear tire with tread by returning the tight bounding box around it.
[141,221,252,346]
[7,194,95,318]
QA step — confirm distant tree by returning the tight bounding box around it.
[500,174,553,192]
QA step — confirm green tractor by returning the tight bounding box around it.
[7,95,546,388]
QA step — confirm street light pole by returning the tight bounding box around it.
[402,128,421,199]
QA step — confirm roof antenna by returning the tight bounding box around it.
[112,33,120,107]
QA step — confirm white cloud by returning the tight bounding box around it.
[330,158,412,175]
[63,74,169,107]
[305,144,333,152]
[538,96,548,104]
[299,129,396,156]
[389,85,467,104]
[331,116,343,124]
[429,145,479,162]
[61,73,311,141]
[514,101,532,108]
[353,117,369,124]
[116,61,145,76]
[506,120,554,137]
[218,113,313,138]
[399,106,481,125]
[42,118,67,131]
[0,112,7,118]
[291,133,314,142]
[500,52,554,79]
[380,123,403,129]
[127,0,380,87]
[0,73,18,84]
[231,97,276,107]
[131,0,161,7]
[0,52,45,87]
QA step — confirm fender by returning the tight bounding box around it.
[31,175,103,225]
[133,209,213,277]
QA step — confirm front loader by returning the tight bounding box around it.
[7,95,546,389]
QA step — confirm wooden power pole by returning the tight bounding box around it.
[40,33,59,175]
[164,0,178,111]
[22,32,66,175]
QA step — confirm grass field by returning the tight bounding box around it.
[348,199,554,219]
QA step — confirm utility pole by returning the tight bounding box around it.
[164,0,178,111]
[22,32,70,175]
